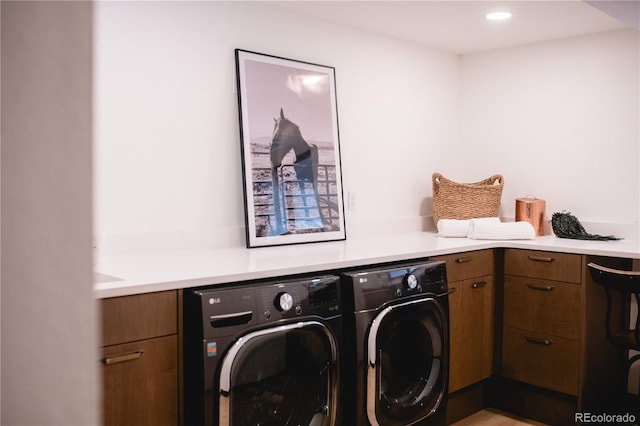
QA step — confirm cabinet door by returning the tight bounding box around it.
[471,276,494,383]
[448,275,494,392]
[448,280,463,392]
[102,335,178,426]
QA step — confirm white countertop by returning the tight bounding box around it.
[94,232,640,299]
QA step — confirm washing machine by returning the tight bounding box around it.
[183,275,343,426]
[341,260,449,426]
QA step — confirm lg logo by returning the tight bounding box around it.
[209,297,221,304]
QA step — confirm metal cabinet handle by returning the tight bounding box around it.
[472,281,487,289]
[527,256,555,263]
[455,256,473,264]
[525,336,552,346]
[102,350,144,365]
[527,283,555,291]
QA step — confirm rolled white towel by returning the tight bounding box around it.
[437,219,471,237]
[467,219,536,240]
[437,217,500,238]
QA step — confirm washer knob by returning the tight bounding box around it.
[406,274,418,290]
[275,292,294,312]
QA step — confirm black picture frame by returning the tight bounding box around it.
[235,49,346,248]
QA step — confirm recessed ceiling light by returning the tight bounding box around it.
[486,11,512,21]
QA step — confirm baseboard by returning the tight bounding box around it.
[446,382,486,425]
[485,377,577,426]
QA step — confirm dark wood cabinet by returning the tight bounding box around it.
[502,249,582,396]
[449,276,494,391]
[494,249,632,425]
[432,250,495,392]
[100,291,179,426]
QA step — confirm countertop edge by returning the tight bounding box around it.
[94,233,640,299]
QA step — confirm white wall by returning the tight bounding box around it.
[94,1,459,253]
[95,2,639,254]
[458,29,639,235]
[1,1,98,425]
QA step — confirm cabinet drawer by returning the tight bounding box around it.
[102,335,178,426]
[504,249,581,283]
[102,291,177,346]
[502,327,579,396]
[432,250,494,282]
[504,276,581,339]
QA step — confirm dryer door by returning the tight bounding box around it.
[218,320,339,426]
[366,297,448,426]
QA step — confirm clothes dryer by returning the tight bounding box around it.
[183,275,343,426]
[341,261,449,426]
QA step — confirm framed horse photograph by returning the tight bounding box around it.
[235,49,346,248]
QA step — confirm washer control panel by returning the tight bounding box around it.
[346,261,447,312]
[194,275,341,338]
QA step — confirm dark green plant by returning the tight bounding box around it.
[551,212,621,241]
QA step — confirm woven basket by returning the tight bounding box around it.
[432,173,504,224]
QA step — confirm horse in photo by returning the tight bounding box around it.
[269,108,324,235]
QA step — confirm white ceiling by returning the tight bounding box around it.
[268,1,638,54]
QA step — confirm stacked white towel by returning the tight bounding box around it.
[437,217,500,238]
[467,219,536,240]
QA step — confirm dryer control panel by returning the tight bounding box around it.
[344,261,447,312]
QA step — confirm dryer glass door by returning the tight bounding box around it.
[218,320,338,426]
[366,297,447,426]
